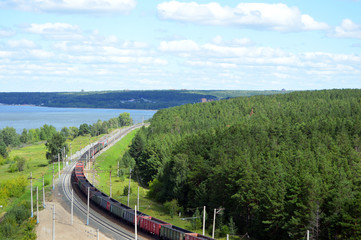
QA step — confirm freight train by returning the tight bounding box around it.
[71,138,215,240]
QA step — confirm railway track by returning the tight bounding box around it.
[58,124,145,240]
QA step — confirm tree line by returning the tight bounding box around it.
[0,90,291,110]
[126,89,361,239]
[0,90,218,109]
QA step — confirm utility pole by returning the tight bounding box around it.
[52,205,55,240]
[307,230,309,240]
[127,168,132,206]
[62,147,65,168]
[203,206,206,235]
[88,139,91,170]
[52,159,55,190]
[137,186,139,209]
[135,205,138,240]
[71,189,73,225]
[57,153,60,177]
[92,163,95,185]
[43,175,45,208]
[109,170,112,198]
[29,172,34,218]
[97,229,99,240]
[117,161,119,177]
[36,186,39,224]
[70,144,72,163]
[212,208,224,238]
[87,187,90,225]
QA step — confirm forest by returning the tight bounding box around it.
[126,89,361,239]
[0,90,288,110]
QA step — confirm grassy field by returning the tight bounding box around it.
[0,133,108,216]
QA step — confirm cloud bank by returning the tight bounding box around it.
[1,0,137,13]
[157,1,329,32]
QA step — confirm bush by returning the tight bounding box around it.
[44,178,50,186]
[123,186,132,196]
[21,218,37,240]
[0,202,32,239]
[7,204,29,224]
[0,220,16,238]
[8,162,17,173]
[3,177,27,198]
[14,156,26,171]
[0,156,6,165]
[164,199,182,218]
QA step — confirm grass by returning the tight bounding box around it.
[0,133,109,216]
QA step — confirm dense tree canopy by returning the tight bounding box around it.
[127,89,361,239]
[45,132,68,162]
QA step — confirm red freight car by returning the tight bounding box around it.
[139,216,171,236]
[185,233,214,240]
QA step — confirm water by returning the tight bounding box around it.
[0,105,156,133]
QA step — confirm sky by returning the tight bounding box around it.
[0,0,360,92]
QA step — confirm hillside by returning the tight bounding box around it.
[127,89,361,239]
[0,90,289,109]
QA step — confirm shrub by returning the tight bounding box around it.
[8,162,17,173]
[0,220,16,238]
[15,156,26,171]
[164,199,182,218]
[0,156,6,165]
[7,204,29,224]
[123,186,132,196]
[3,177,27,198]
[21,218,36,240]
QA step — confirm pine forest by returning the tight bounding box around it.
[127,89,361,240]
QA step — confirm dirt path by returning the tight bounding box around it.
[36,200,114,240]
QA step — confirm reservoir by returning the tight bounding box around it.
[0,105,156,133]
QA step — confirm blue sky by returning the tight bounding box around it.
[0,0,360,91]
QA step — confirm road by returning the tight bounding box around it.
[57,124,146,240]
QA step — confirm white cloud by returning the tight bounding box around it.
[136,78,162,86]
[0,51,13,58]
[25,23,80,34]
[3,0,136,14]
[157,1,329,32]
[331,19,361,38]
[29,49,55,59]
[232,38,253,46]
[157,38,361,85]
[159,40,200,52]
[212,36,223,44]
[24,23,83,40]
[0,29,15,37]
[7,39,36,48]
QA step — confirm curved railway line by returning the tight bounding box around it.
[59,123,215,240]
[58,124,146,240]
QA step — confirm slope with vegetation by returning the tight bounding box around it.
[126,89,361,239]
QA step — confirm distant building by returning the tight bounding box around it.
[201,98,207,103]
